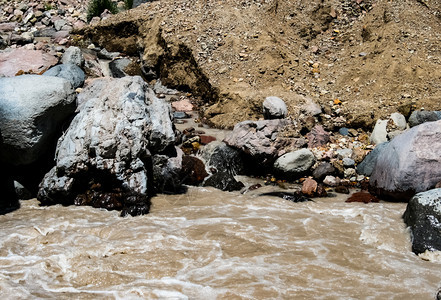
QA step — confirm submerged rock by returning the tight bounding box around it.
[179,156,208,186]
[403,188,441,254]
[369,120,441,201]
[260,191,311,203]
[37,76,176,216]
[203,171,244,192]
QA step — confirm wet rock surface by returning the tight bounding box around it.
[403,189,441,254]
[37,76,176,216]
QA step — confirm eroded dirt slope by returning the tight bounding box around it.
[80,0,441,129]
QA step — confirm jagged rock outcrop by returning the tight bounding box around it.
[37,76,178,216]
[369,120,441,201]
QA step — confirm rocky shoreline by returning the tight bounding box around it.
[1,0,441,256]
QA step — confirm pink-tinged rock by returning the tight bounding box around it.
[302,178,318,197]
[73,20,86,30]
[199,135,217,145]
[307,124,330,148]
[369,120,441,201]
[172,98,193,112]
[0,48,58,76]
[0,22,17,32]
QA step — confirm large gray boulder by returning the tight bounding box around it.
[273,148,316,179]
[403,188,441,254]
[369,120,441,201]
[0,75,76,166]
[37,76,177,216]
[224,119,292,169]
[43,64,85,89]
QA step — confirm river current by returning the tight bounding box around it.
[1,186,441,299]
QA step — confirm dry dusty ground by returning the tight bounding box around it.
[80,0,441,129]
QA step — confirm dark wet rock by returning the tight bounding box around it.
[346,191,380,203]
[14,181,33,200]
[43,64,85,89]
[203,171,245,192]
[273,149,316,180]
[152,147,185,194]
[369,120,441,201]
[37,76,176,216]
[0,158,19,214]
[109,58,132,78]
[263,96,287,119]
[0,48,58,76]
[179,156,208,186]
[312,162,336,182]
[203,142,245,175]
[335,185,350,194]
[260,191,311,203]
[408,110,441,128]
[0,75,76,166]
[356,142,389,176]
[61,46,84,67]
[199,135,216,145]
[306,125,330,148]
[224,119,291,168]
[403,188,441,254]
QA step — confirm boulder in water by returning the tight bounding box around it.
[403,188,441,254]
[369,120,441,201]
[203,171,244,192]
[37,76,177,216]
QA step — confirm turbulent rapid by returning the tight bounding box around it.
[1,187,440,299]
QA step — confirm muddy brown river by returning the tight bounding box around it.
[1,186,440,299]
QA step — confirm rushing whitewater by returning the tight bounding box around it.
[1,187,440,299]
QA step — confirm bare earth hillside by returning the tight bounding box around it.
[80,0,441,129]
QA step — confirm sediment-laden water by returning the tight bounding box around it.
[1,187,440,299]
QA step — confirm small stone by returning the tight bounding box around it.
[342,157,355,167]
[263,96,288,119]
[323,175,340,187]
[339,127,349,136]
